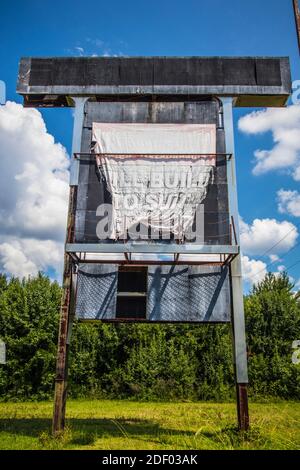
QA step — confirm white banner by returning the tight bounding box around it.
[92,124,216,240]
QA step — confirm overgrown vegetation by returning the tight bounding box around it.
[0,272,299,401]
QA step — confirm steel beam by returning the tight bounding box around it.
[17,57,292,108]
[69,97,88,185]
[65,243,239,255]
[221,97,249,431]
[72,259,227,266]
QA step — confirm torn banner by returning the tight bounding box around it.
[92,123,216,240]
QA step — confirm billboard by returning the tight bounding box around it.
[75,99,229,247]
[74,99,231,322]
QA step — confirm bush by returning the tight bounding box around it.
[0,271,299,401]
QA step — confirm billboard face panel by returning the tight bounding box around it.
[75,100,229,246]
[74,99,231,322]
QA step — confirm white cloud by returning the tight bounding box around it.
[102,50,124,57]
[238,105,300,178]
[242,257,290,287]
[277,189,300,217]
[74,46,84,56]
[0,102,69,279]
[240,217,298,256]
[74,38,126,57]
[0,238,64,279]
[242,255,267,284]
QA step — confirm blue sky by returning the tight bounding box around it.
[0,0,300,288]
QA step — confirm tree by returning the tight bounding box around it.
[245,272,300,398]
[0,273,61,400]
[0,271,299,401]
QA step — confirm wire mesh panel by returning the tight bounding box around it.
[147,266,190,321]
[76,264,118,320]
[148,265,230,322]
[76,263,231,322]
[189,266,230,321]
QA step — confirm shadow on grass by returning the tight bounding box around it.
[0,417,195,446]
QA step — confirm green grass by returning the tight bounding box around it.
[0,400,299,450]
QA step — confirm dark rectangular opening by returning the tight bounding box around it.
[116,296,147,319]
[117,266,147,293]
[116,266,147,319]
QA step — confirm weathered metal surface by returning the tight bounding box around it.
[52,186,77,435]
[66,243,239,254]
[71,97,232,324]
[222,97,249,430]
[76,99,229,246]
[53,96,86,435]
[237,383,250,431]
[75,263,231,322]
[69,98,88,185]
[17,57,291,107]
[222,97,248,385]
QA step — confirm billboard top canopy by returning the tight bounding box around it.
[17,56,291,108]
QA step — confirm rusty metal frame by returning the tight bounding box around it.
[74,152,233,160]
[65,243,239,254]
[69,150,237,267]
[53,97,88,436]
[53,185,77,435]
[72,151,234,267]
[65,242,239,268]
[67,255,237,267]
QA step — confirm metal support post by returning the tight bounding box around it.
[221,97,249,431]
[52,97,88,435]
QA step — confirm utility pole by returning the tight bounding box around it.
[293,0,300,54]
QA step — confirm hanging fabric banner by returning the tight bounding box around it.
[92,123,216,240]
